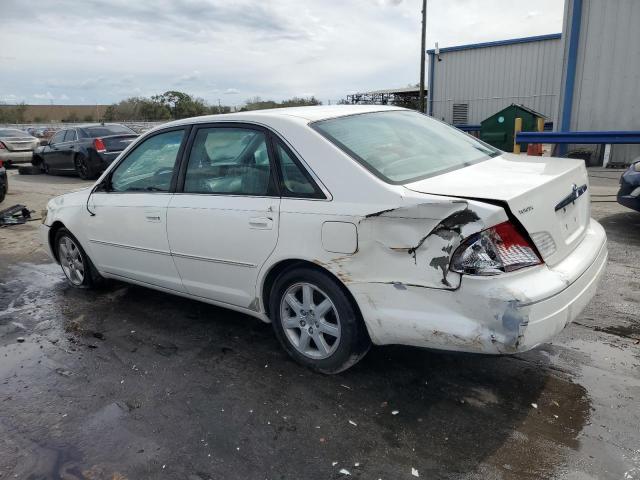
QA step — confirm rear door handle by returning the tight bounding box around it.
[248,217,273,229]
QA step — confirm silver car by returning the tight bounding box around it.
[0,128,39,166]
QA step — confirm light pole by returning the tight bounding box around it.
[419,0,427,113]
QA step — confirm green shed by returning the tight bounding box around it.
[480,104,545,152]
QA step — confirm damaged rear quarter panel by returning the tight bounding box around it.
[270,194,507,293]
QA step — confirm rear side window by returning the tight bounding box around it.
[64,130,77,142]
[110,129,185,192]
[183,127,275,196]
[274,141,323,198]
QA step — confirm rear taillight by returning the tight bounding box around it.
[0,160,3,168]
[451,221,542,275]
[94,138,106,153]
[0,141,6,150]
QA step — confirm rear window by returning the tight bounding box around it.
[312,110,499,184]
[81,125,135,137]
[0,129,29,137]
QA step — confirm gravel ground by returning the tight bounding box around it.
[0,167,638,480]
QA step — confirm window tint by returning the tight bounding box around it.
[0,129,29,137]
[184,128,274,196]
[51,131,65,144]
[64,130,77,142]
[275,141,322,197]
[110,129,185,192]
[313,111,500,184]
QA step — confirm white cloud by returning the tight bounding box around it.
[0,0,564,105]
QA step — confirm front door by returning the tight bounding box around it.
[166,125,280,309]
[86,128,188,292]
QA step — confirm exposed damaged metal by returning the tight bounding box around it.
[0,204,32,226]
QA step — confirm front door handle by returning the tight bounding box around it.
[144,209,162,223]
[248,217,273,229]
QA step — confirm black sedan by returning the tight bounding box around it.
[0,160,7,203]
[617,159,640,212]
[32,124,138,179]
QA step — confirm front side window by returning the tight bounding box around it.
[50,131,65,145]
[110,129,185,192]
[184,127,274,196]
[312,110,500,184]
[275,141,322,198]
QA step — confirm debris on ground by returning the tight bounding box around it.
[348,420,357,426]
[391,410,399,415]
[531,403,538,409]
[339,468,350,475]
[412,467,420,477]
[16,337,25,343]
[0,204,33,226]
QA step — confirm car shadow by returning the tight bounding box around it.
[597,210,640,246]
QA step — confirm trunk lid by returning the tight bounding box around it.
[101,134,138,152]
[405,153,590,267]
[1,137,39,151]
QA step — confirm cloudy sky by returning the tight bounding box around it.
[1,0,564,107]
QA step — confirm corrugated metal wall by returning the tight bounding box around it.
[430,37,562,125]
[559,0,640,163]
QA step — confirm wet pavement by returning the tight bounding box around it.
[0,168,639,479]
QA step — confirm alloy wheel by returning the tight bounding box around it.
[58,236,85,285]
[280,282,341,359]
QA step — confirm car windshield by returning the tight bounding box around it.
[312,110,500,184]
[0,129,30,137]
[81,125,135,137]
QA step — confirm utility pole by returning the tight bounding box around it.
[419,0,427,113]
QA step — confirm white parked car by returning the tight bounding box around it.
[40,106,607,373]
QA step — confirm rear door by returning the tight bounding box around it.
[86,127,188,291]
[166,124,280,308]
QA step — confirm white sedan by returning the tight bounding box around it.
[40,105,607,373]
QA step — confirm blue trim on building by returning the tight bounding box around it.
[426,33,561,55]
[427,52,435,115]
[560,0,583,136]
[516,131,640,145]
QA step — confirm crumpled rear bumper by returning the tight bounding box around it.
[350,219,607,354]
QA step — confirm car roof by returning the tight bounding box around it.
[164,104,405,128]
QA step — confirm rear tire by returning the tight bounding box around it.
[74,154,96,180]
[54,228,103,289]
[0,181,6,203]
[269,267,371,374]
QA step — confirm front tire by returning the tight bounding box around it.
[55,228,103,288]
[270,267,371,374]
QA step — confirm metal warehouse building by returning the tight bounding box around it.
[428,0,640,163]
[427,34,562,126]
[557,0,640,162]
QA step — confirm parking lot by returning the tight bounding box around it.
[0,168,638,479]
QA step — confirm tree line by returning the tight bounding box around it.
[103,91,322,121]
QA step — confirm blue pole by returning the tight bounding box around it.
[558,0,583,155]
[428,52,435,116]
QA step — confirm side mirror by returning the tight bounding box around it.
[41,139,50,146]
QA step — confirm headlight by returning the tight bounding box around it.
[633,162,640,172]
[451,221,542,275]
